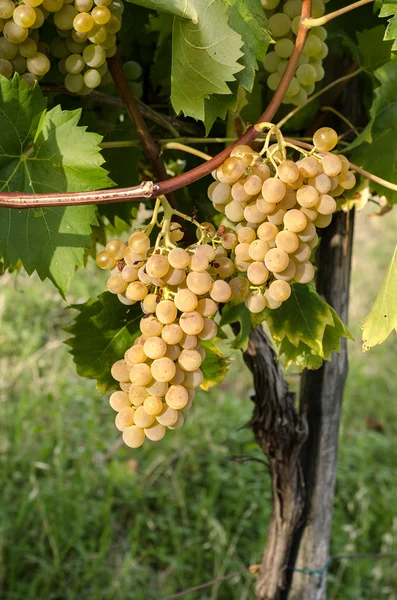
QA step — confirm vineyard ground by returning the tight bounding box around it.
[1,206,396,600]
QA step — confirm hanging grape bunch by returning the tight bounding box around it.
[262,0,328,106]
[96,125,356,449]
[0,0,123,92]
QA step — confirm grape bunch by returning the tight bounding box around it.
[0,0,123,92]
[96,227,237,448]
[207,126,356,312]
[95,125,354,449]
[261,0,328,106]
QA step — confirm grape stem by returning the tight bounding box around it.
[107,54,178,210]
[162,142,212,161]
[277,68,362,128]
[320,107,360,137]
[302,0,375,28]
[0,0,312,208]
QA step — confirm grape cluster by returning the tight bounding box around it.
[0,0,123,91]
[208,127,356,312]
[261,0,328,106]
[96,228,237,448]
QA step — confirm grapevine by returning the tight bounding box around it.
[96,124,356,449]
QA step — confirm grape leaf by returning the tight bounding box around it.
[361,244,397,351]
[219,302,252,350]
[127,0,198,21]
[351,61,397,204]
[227,0,270,91]
[357,26,394,71]
[65,292,142,393]
[253,284,335,355]
[380,2,397,49]
[171,0,244,122]
[200,339,230,390]
[0,76,114,293]
[279,337,324,370]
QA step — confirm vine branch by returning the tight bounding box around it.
[107,54,178,209]
[302,0,375,28]
[0,0,311,209]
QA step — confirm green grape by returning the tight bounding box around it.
[42,0,63,11]
[0,37,18,59]
[65,71,84,91]
[312,61,325,81]
[263,51,280,73]
[83,42,105,67]
[275,38,294,58]
[291,14,300,35]
[54,5,78,29]
[296,63,316,86]
[261,0,281,9]
[66,37,86,53]
[73,11,94,32]
[11,54,26,73]
[297,54,309,66]
[302,82,315,95]
[83,67,101,88]
[285,76,300,97]
[269,12,291,37]
[312,0,325,18]
[0,57,13,77]
[58,57,67,74]
[0,0,15,19]
[95,0,111,5]
[37,40,49,55]
[30,7,44,28]
[290,87,308,107]
[75,0,93,10]
[57,27,72,38]
[27,51,50,75]
[22,71,38,86]
[92,5,110,23]
[0,18,4,32]
[267,72,281,91]
[19,36,38,58]
[13,5,37,27]
[65,52,85,73]
[97,60,107,75]
[99,31,115,48]
[277,59,288,76]
[106,13,120,33]
[317,40,328,60]
[312,25,327,41]
[283,0,302,18]
[49,37,68,58]
[302,34,322,57]
[4,21,28,43]
[71,29,87,41]
[123,60,142,81]
[128,80,143,97]
[108,0,123,15]
[87,24,107,43]
[23,0,43,5]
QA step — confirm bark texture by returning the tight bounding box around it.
[288,209,355,600]
[243,209,355,599]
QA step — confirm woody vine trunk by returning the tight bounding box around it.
[243,209,355,599]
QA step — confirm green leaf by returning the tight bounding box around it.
[126,0,198,21]
[65,292,142,393]
[253,284,335,355]
[351,61,397,204]
[220,302,252,350]
[277,295,352,370]
[171,0,244,122]
[200,339,230,390]
[0,76,115,293]
[203,83,239,135]
[228,0,271,91]
[357,26,393,71]
[361,244,397,351]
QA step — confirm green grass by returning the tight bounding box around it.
[1,207,397,600]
